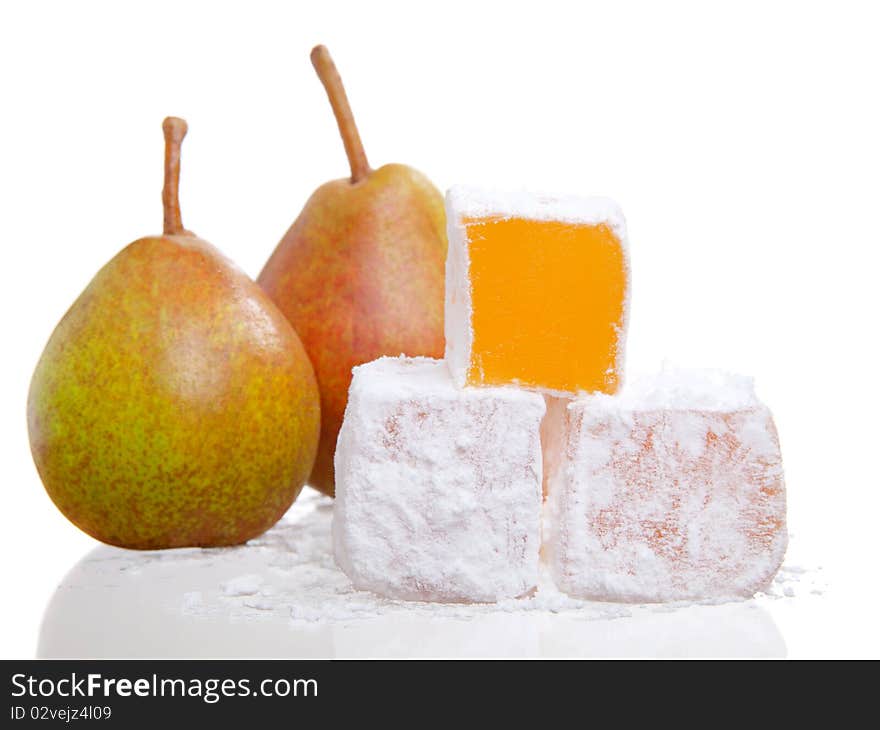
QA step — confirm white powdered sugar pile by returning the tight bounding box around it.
[38,487,822,658]
[197,490,633,623]
[173,488,818,626]
[38,489,826,658]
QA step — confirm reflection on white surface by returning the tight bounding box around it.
[38,490,786,658]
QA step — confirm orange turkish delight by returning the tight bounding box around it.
[445,187,630,395]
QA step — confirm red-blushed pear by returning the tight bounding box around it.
[27,118,321,549]
[258,46,447,496]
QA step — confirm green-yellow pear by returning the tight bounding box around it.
[259,46,447,496]
[28,118,321,549]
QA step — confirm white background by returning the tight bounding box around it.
[1,0,878,658]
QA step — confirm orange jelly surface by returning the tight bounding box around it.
[464,216,627,394]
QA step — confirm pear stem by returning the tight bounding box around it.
[310,45,371,183]
[162,117,188,235]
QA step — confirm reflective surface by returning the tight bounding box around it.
[37,492,795,658]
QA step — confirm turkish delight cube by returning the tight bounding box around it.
[333,356,545,602]
[544,370,787,602]
[445,185,630,396]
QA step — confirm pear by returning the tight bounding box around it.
[259,46,447,496]
[28,118,321,549]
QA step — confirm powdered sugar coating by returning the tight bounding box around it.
[591,367,759,412]
[545,373,787,603]
[444,199,473,389]
[444,185,630,394]
[333,356,545,603]
[446,185,628,231]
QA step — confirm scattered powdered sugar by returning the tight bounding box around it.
[156,489,815,628]
[760,562,827,599]
[242,598,275,611]
[224,491,634,623]
[181,591,202,614]
[220,574,263,597]
[46,487,816,660]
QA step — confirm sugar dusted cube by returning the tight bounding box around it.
[445,186,630,396]
[544,370,787,602]
[333,356,545,602]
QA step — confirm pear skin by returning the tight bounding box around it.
[28,118,321,549]
[258,46,446,496]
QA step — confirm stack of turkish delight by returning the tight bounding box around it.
[332,186,787,604]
